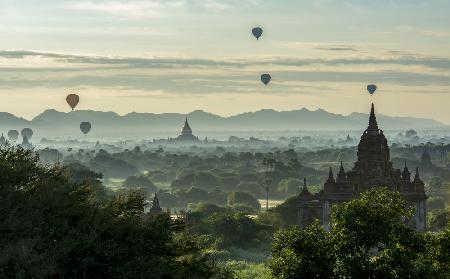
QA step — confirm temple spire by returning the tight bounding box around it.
[327,166,335,183]
[413,167,423,183]
[367,103,379,134]
[402,161,410,181]
[337,162,346,183]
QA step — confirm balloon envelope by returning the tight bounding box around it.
[261,74,271,85]
[80,122,92,135]
[252,27,263,40]
[367,84,377,95]
[21,128,33,140]
[7,130,19,141]
[66,94,80,110]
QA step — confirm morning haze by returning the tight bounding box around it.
[1,1,450,278]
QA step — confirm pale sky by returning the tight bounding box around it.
[1,0,450,123]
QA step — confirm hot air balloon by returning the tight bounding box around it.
[252,27,263,40]
[21,128,33,141]
[7,130,19,142]
[367,84,377,95]
[80,122,91,136]
[66,94,80,110]
[261,74,271,85]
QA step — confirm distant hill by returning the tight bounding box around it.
[0,108,444,139]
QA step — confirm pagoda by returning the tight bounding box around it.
[298,104,428,231]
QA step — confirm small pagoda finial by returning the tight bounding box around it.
[367,103,379,133]
[339,162,345,174]
[413,167,422,183]
[327,166,335,183]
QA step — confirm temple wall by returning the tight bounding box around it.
[322,201,331,231]
[414,200,427,231]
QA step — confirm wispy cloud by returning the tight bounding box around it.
[1,50,450,94]
[394,25,450,38]
[66,0,186,18]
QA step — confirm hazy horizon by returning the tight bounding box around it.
[0,104,446,125]
[1,1,450,123]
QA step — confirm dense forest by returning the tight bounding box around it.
[1,143,450,278]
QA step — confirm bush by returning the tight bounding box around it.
[228,191,261,211]
[237,181,262,197]
[123,175,157,193]
[195,172,219,190]
[276,178,301,196]
[428,196,446,211]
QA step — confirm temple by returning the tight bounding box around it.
[175,117,200,142]
[150,194,162,214]
[419,146,443,178]
[298,104,428,231]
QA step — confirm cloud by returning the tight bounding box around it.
[394,25,450,38]
[314,45,359,52]
[1,50,450,94]
[66,0,186,18]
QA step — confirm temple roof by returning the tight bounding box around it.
[181,117,193,135]
[367,103,379,134]
[299,177,313,199]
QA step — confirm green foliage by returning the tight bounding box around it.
[428,206,450,231]
[188,203,273,249]
[269,188,450,279]
[259,195,299,228]
[195,172,219,190]
[427,176,444,196]
[237,181,262,197]
[89,153,138,178]
[228,191,261,211]
[0,144,221,278]
[270,223,336,279]
[276,178,301,196]
[123,175,157,193]
[428,196,446,211]
[225,261,271,279]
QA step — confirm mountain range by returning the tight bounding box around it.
[0,108,444,139]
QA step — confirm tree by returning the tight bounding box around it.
[269,223,336,279]
[331,189,428,278]
[123,175,157,193]
[270,189,449,278]
[0,144,222,278]
[227,191,261,211]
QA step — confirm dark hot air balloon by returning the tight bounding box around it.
[80,122,91,136]
[261,74,271,85]
[21,128,33,141]
[252,27,263,40]
[7,130,19,142]
[367,84,377,95]
[66,94,80,110]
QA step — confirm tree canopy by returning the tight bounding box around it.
[0,144,222,278]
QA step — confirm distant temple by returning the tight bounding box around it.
[175,117,200,142]
[150,194,162,214]
[298,104,428,231]
[419,146,443,178]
